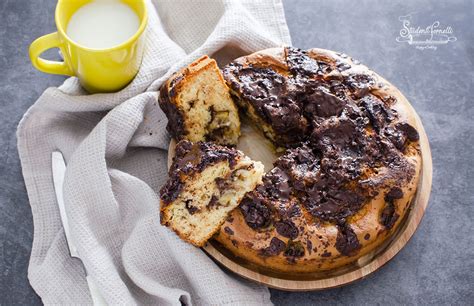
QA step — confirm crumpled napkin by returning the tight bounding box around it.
[17,0,291,304]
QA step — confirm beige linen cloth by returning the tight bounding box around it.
[17,0,291,304]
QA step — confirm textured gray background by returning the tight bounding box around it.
[0,0,473,304]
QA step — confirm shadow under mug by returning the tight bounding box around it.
[29,0,148,93]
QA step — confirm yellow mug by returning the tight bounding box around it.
[29,0,148,93]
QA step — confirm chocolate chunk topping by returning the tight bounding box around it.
[159,84,185,140]
[239,195,271,229]
[311,117,360,149]
[305,87,345,117]
[159,176,183,205]
[360,95,393,132]
[261,237,286,256]
[337,61,351,72]
[385,126,408,150]
[385,187,404,201]
[346,73,375,99]
[286,47,319,76]
[170,140,238,174]
[397,123,420,142]
[275,220,299,239]
[335,223,361,256]
[304,189,365,223]
[262,167,291,200]
[385,123,419,151]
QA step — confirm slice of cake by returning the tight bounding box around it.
[159,55,241,146]
[160,140,264,247]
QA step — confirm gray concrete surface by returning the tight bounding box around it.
[0,0,473,304]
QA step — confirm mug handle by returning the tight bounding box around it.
[29,32,75,76]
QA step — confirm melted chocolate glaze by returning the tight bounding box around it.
[305,87,345,118]
[223,47,420,258]
[159,82,185,140]
[225,64,309,145]
[160,140,238,205]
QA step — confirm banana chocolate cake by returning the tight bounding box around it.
[159,47,421,272]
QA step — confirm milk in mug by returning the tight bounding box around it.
[66,0,140,49]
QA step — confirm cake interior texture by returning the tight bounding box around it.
[160,141,264,247]
[159,55,240,146]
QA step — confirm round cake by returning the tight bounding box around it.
[212,47,421,272]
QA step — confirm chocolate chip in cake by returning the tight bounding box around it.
[380,200,400,229]
[335,223,361,256]
[275,220,299,240]
[224,226,234,235]
[284,240,305,258]
[207,195,219,209]
[261,237,286,256]
[306,240,313,255]
[185,199,199,215]
[385,187,404,201]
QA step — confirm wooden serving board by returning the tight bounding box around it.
[167,101,432,292]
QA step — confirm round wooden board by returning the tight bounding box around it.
[167,86,432,293]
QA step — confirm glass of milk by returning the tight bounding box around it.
[29,0,148,93]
